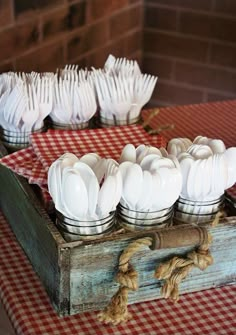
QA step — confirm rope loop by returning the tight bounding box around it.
[98,229,214,324]
[97,237,152,325]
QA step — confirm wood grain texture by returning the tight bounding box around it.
[69,221,236,314]
[0,142,236,316]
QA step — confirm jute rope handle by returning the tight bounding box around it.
[97,225,214,325]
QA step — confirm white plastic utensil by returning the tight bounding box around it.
[93,158,107,184]
[140,154,162,171]
[179,155,194,197]
[74,161,100,218]
[122,163,143,209]
[119,143,136,163]
[80,153,100,168]
[62,168,88,219]
[136,170,153,211]
[97,175,117,217]
[224,147,236,189]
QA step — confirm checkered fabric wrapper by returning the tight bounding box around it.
[0,211,235,335]
[0,124,166,186]
[30,124,166,184]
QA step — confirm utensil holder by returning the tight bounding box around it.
[0,126,46,151]
[55,210,116,241]
[173,196,225,225]
[48,120,89,130]
[99,111,141,128]
[117,203,173,231]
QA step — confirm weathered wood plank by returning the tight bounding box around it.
[0,142,70,315]
[0,141,236,316]
[69,221,236,314]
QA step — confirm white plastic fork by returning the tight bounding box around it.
[78,82,97,122]
[34,77,53,129]
[3,84,25,129]
[21,83,39,131]
[50,78,72,123]
[130,73,158,115]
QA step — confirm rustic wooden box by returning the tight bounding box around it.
[0,142,236,316]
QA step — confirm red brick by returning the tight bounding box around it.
[14,0,64,17]
[0,20,40,62]
[86,46,113,68]
[15,43,64,72]
[145,5,177,31]
[0,0,13,27]
[175,61,236,94]
[0,61,14,73]
[179,11,236,43]
[143,31,208,62]
[206,91,236,103]
[151,80,204,106]
[106,36,133,59]
[67,20,110,62]
[67,2,86,29]
[65,56,87,69]
[42,7,69,40]
[42,2,86,41]
[87,0,130,22]
[143,55,174,79]
[85,37,139,70]
[210,43,236,68]
[214,0,236,15]
[124,30,142,55]
[85,34,141,68]
[145,0,212,11]
[129,50,142,66]
[110,5,142,39]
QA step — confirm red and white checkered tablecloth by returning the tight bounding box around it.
[30,124,166,184]
[0,124,165,187]
[1,100,236,334]
[142,99,236,147]
[142,99,236,199]
[0,211,235,335]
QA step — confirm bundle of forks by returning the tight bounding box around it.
[94,55,158,125]
[0,54,158,133]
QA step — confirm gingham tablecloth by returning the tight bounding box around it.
[142,99,236,199]
[0,211,235,335]
[142,99,236,147]
[0,124,166,187]
[1,100,236,335]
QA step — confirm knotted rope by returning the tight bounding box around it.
[97,237,152,325]
[98,226,214,324]
[211,209,225,227]
[155,233,213,302]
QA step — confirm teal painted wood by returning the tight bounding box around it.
[0,143,70,315]
[69,220,236,314]
[0,142,236,316]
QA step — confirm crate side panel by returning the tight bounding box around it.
[0,164,69,315]
[69,221,236,314]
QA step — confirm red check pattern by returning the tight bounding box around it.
[1,100,236,334]
[0,124,165,187]
[30,125,166,173]
[142,99,236,200]
[142,99,236,147]
[0,211,235,335]
[0,101,235,201]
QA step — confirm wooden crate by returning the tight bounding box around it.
[0,142,236,316]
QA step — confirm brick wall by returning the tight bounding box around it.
[0,0,143,73]
[143,0,236,106]
[0,0,236,107]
